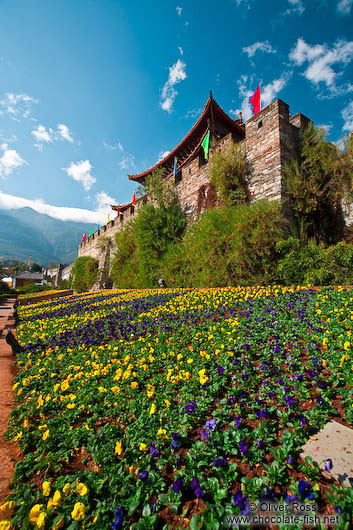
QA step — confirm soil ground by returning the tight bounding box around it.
[0,298,18,516]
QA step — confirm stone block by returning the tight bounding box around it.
[301,421,353,487]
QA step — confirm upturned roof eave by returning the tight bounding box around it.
[128,95,244,182]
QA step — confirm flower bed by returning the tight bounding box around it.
[1,286,353,529]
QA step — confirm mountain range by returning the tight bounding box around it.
[0,207,95,266]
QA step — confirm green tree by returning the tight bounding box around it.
[110,220,140,288]
[209,141,249,206]
[283,123,353,245]
[162,200,284,287]
[72,256,99,293]
[96,236,114,288]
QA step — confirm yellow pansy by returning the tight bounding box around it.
[76,483,88,496]
[150,403,156,415]
[115,441,123,455]
[139,443,148,452]
[0,501,15,513]
[42,429,50,441]
[47,490,61,509]
[29,504,44,524]
[71,502,85,521]
[62,483,71,495]
[42,481,51,497]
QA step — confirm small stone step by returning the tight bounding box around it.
[301,420,353,487]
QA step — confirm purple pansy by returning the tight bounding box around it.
[172,477,184,493]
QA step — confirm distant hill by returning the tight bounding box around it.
[0,207,95,265]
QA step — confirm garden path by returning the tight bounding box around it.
[0,298,18,513]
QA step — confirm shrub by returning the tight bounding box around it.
[162,200,284,287]
[276,240,353,285]
[209,141,249,206]
[283,123,352,245]
[110,220,141,288]
[72,256,99,293]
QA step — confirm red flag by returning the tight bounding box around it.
[117,206,120,216]
[250,85,261,115]
[132,192,136,205]
[82,232,87,242]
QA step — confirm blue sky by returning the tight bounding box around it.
[0,0,352,224]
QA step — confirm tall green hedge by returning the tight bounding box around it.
[72,256,99,293]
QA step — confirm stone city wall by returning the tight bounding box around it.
[78,98,314,267]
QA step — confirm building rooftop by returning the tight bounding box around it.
[128,93,244,183]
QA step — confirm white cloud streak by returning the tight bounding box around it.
[158,150,171,161]
[57,124,74,143]
[0,92,38,120]
[63,160,96,191]
[0,190,113,224]
[337,0,353,14]
[242,40,276,58]
[231,74,288,121]
[0,143,26,178]
[284,0,305,15]
[160,59,187,113]
[32,123,74,149]
[289,38,353,96]
[342,101,353,131]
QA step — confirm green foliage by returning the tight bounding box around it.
[277,240,353,285]
[96,236,114,288]
[112,171,187,288]
[111,220,140,288]
[283,123,353,245]
[162,200,284,287]
[134,202,186,287]
[72,256,99,293]
[209,141,248,206]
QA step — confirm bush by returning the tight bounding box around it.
[162,200,284,287]
[72,256,99,293]
[110,221,141,289]
[276,240,353,285]
[209,141,249,206]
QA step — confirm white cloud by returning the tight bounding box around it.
[235,0,251,7]
[0,92,38,120]
[57,124,74,143]
[284,0,305,15]
[183,108,202,119]
[337,0,353,14]
[32,123,74,149]
[160,59,187,113]
[95,190,117,213]
[317,123,332,135]
[242,40,276,58]
[290,38,353,95]
[63,160,96,191]
[342,100,353,131]
[103,140,124,152]
[261,76,288,107]
[0,143,26,178]
[119,154,135,170]
[32,125,53,144]
[230,74,288,121]
[158,150,170,161]
[0,190,109,224]
[176,6,182,16]
[334,138,346,151]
